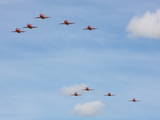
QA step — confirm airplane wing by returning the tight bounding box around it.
[32,26,38,28]
[83,28,88,30]
[111,94,116,96]
[136,100,140,102]
[92,28,98,30]
[23,27,28,28]
[11,31,17,32]
[20,31,26,32]
[70,94,82,96]
[35,17,41,18]
[44,17,51,18]
[104,95,109,96]
[59,23,66,24]
[89,89,94,90]
[69,23,75,24]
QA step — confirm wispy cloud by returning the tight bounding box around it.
[126,10,160,39]
[70,101,106,117]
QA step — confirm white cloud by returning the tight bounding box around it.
[60,84,87,96]
[70,101,106,117]
[126,10,160,39]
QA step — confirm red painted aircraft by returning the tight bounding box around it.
[83,25,98,30]
[82,87,94,91]
[35,14,51,19]
[129,98,140,102]
[23,24,38,29]
[104,92,116,97]
[59,20,75,25]
[11,28,26,33]
[71,92,82,96]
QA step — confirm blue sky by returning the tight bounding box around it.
[0,0,160,120]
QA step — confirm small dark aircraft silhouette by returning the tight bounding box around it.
[59,20,75,25]
[129,98,140,102]
[11,28,26,33]
[83,25,98,30]
[71,92,82,96]
[23,24,38,29]
[35,14,51,19]
[82,87,94,91]
[104,92,116,97]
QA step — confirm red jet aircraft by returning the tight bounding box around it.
[59,20,75,25]
[71,92,82,96]
[11,28,26,33]
[129,98,140,102]
[83,25,98,30]
[104,92,116,97]
[82,87,94,91]
[35,14,51,19]
[23,24,38,29]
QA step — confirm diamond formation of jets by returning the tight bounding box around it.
[82,87,94,91]
[129,98,140,102]
[35,14,51,19]
[59,20,75,25]
[83,25,98,30]
[71,92,82,96]
[104,92,116,97]
[23,24,38,29]
[11,28,26,33]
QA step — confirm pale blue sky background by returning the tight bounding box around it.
[0,0,160,120]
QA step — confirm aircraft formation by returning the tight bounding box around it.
[12,14,97,33]
[11,14,141,103]
[71,87,140,102]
